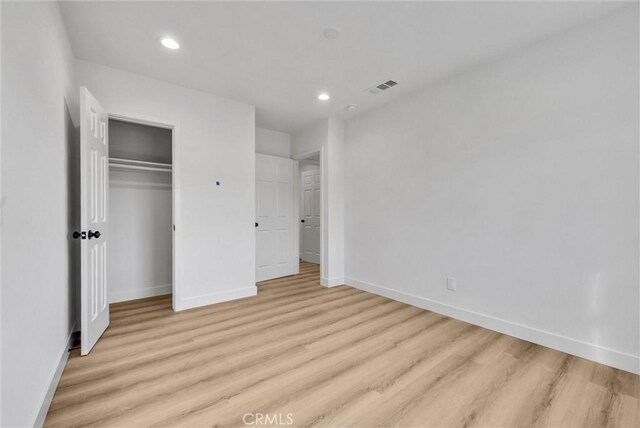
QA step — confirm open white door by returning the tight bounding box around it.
[256,154,296,282]
[300,166,320,264]
[79,87,109,355]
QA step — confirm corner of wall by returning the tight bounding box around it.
[33,326,78,428]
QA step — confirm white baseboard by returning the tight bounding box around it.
[321,277,345,287]
[174,286,257,311]
[345,277,640,375]
[109,283,172,304]
[33,323,78,428]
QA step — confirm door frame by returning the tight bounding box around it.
[292,148,324,278]
[298,160,320,264]
[107,110,181,310]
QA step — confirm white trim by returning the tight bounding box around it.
[292,160,300,275]
[321,277,345,288]
[345,277,640,375]
[0,4,3,422]
[33,324,78,428]
[106,110,181,311]
[319,146,328,282]
[174,286,257,312]
[108,284,172,304]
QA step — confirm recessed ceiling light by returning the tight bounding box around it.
[318,93,330,101]
[345,104,357,110]
[160,37,180,50]
[323,26,341,40]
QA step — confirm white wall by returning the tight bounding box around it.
[325,119,345,286]
[345,6,639,374]
[109,170,172,303]
[76,60,256,311]
[256,127,290,158]
[1,2,78,426]
[108,121,173,303]
[1,3,4,425]
[291,120,327,159]
[291,118,345,286]
[109,119,172,163]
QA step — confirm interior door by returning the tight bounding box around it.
[300,167,321,264]
[80,87,109,355]
[256,154,296,282]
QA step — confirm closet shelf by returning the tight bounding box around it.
[109,157,172,173]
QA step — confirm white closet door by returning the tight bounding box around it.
[256,154,296,282]
[79,87,110,355]
[300,167,320,264]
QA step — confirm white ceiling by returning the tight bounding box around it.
[59,1,624,133]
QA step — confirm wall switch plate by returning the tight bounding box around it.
[447,277,456,291]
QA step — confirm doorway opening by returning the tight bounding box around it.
[296,151,321,283]
[298,153,320,270]
[253,149,324,287]
[254,149,321,292]
[107,119,174,306]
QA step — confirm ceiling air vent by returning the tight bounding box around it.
[368,80,398,94]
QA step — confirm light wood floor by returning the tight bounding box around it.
[46,262,638,427]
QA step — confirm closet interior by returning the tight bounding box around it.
[108,119,173,303]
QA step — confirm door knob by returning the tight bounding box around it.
[255,222,259,228]
[301,219,305,223]
[88,230,101,239]
[72,231,86,240]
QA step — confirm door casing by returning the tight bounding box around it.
[291,149,326,281]
[107,110,181,310]
[300,165,320,264]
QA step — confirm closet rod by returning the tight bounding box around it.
[109,163,172,173]
[109,157,172,169]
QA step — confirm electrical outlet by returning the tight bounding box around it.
[446,277,456,291]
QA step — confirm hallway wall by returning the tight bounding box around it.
[1,2,79,426]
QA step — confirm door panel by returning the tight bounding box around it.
[300,166,320,264]
[256,154,296,282]
[256,230,274,268]
[80,87,109,355]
